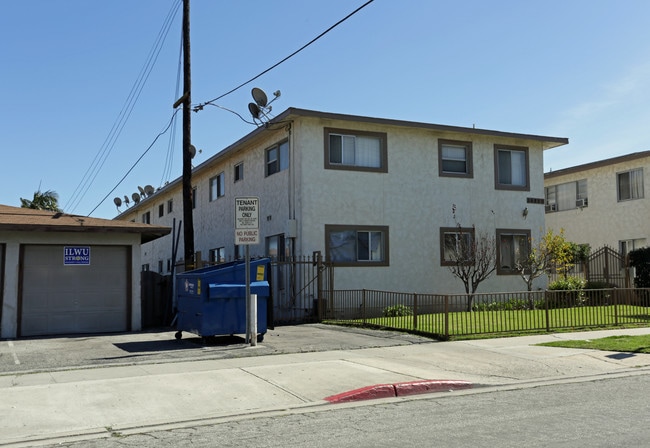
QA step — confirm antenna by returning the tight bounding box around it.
[144,185,155,197]
[248,87,281,126]
[252,87,268,108]
[132,192,141,204]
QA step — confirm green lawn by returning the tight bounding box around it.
[538,334,650,353]
[339,305,650,339]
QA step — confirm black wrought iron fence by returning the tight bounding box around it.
[322,288,650,339]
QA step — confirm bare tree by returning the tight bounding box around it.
[445,206,497,311]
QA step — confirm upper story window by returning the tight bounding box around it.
[439,140,473,178]
[266,140,289,176]
[167,199,173,214]
[494,145,529,191]
[209,247,225,264]
[158,203,164,218]
[142,211,150,224]
[617,168,644,201]
[545,179,588,212]
[325,128,387,173]
[325,224,389,266]
[209,173,225,201]
[440,227,475,266]
[234,162,244,182]
[496,229,530,275]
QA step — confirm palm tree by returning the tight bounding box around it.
[20,189,62,212]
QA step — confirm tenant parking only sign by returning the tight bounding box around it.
[235,197,259,245]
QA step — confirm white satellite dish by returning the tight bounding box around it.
[113,197,122,207]
[138,186,146,196]
[144,185,155,196]
[189,144,196,159]
[132,192,141,204]
[123,195,130,206]
[251,87,268,107]
[248,102,261,120]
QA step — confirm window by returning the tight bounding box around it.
[166,259,172,272]
[325,128,387,173]
[209,247,225,264]
[158,260,163,273]
[158,203,164,218]
[234,244,243,260]
[545,179,588,212]
[142,211,150,224]
[617,168,644,201]
[209,173,225,201]
[234,163,244,182]
[167,199,173,214]
[266,140,289,176]
[494,145,529,190]
[325,225,389,266]
[439,140,473,177]
[266,234,286,260]
[496,229,530,275]
[440,227,475,265]
[141,264,150,272]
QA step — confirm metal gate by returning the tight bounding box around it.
[585,246,630,288]
[269,251,334,325]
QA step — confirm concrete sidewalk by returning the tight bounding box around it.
[2,326,650,446]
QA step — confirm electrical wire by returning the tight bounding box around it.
[193,0,374,111]
[87,109,181,217]
[64,0,182,213]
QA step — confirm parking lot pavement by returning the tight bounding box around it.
[0,324,436,374]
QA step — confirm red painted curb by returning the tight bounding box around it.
[324,380,473,403]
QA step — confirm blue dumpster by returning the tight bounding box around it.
[174,258,270,342]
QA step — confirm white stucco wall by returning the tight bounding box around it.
[122,113,561,296]
[545,155,650,251]
[1,231,142,338]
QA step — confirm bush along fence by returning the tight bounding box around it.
[322,288,650,339]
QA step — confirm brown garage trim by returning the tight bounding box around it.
[126,245,132,331]
[0,243,5,334]
[17,244,25,337]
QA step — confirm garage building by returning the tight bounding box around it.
[0,205,170,338]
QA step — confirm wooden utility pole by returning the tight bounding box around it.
[181,0,195,270]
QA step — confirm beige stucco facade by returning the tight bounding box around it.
[117,108,567,296]
[544,151,650,254]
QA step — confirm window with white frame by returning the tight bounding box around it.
[266,234,286,260]
[142,211,150,224]
[209,173,225,201]
[545,179,588,212]
[325,225,389,266]
[234,162,243,182]
[325,128,387,172]
[440,227,475,265]
[158,203,164,218]
[494,145,529,190]
[209,247,225,264]
[266,140,289,176]
[167,199,173,214]
[617,168,644,201]
[439,140,473,177]
[496,229,530,275]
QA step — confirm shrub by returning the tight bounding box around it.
[547,276,586,308]
[472,298,543,311]
[382,304,413,317]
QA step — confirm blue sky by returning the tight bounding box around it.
[2,0,650,219]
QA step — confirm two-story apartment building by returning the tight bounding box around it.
[544,150,650,258]
[117,108,568,314]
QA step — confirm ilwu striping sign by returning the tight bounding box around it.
[64,246,91,266]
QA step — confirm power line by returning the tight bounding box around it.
[193,0,374,111]
[87,109,181,217]
[65,0,182,213]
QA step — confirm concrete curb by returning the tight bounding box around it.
[324,380,473,403]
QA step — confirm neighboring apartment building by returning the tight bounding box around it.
[544,150,650,258]
[116,108,568,303]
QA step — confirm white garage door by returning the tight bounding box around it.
[20,245,129,337]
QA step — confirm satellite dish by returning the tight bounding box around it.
[123,195,130,206]
[113,197,122,207]
[189,144,196,159]
[144,185,155,196]
[248,102,261,120]
[132,192,141,204]
[138,186,145,196]
[251,87,268,107]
